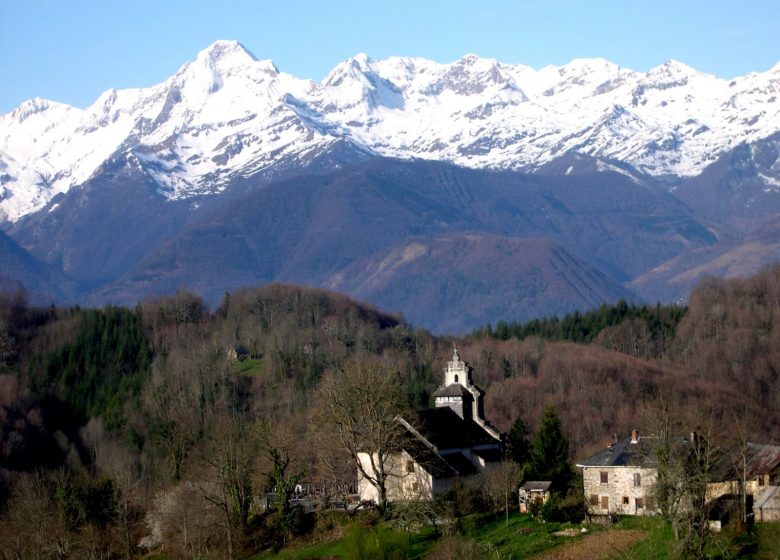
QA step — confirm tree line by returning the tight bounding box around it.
[0,265,778,557]
[478,299,686,357]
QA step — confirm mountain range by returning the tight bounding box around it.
[1,40,779,332]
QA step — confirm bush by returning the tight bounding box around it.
[425,535,483,560]
[540,493,586,524]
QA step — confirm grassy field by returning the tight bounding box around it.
[253,512,780,560]
[233,357,264,376]
[255,511,596,559]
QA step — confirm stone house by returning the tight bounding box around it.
[357,348,503,503]
[580,431,780,523]
[577,431,660,516]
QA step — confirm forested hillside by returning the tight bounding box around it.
[0,268,779,557]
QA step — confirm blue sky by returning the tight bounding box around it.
[2,0,779,113]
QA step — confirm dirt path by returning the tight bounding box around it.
[531,529,647,560]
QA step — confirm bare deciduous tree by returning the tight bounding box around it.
[642,396,720,559]
[314,360,407,510]
[483,460,522,527]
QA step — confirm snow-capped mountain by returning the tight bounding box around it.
[1,39,779,222]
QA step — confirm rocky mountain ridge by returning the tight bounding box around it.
[2,41,780,331]
[2,40,779,222]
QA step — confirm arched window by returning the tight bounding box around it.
[454,374,459,383]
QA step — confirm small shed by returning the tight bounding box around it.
[519,480,552,512]
[227,344,250,363]
[755,485,780,522]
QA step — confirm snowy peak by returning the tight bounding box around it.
[172,40,279,98]
[322,53,377,88]
[1,45,780,222]
[197,39,279,78]
[427,54,519,96]
[649,59,700,78]
[199,39,258,65]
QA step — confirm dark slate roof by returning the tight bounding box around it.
[403,434,459,479]
[415,407,499,450]
[434,384,472,398]
[440,451,479,476]
[522,481,552,492]
[577,437,661,468]
[711,443,780,481]
[473,447,504,463]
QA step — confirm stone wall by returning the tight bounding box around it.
[583,466,657,516]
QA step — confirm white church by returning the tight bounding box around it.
[357,348,503,503]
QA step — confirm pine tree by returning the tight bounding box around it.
[506,416,531,467]
[529,405,573,491]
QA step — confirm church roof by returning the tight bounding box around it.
[440,452,478,476]
[434,383,472,398]
[415,407,499,450]
[403,435,459,478]
[473,447,504,463]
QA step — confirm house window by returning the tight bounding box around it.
[622,496,629,505]
[600,471,609,484]
[758,475,766,487]
[406,461,415,474]
[633,473,641,487]
[589,494,599,506]
[454,374,459,383]
[600,496,609,510]
[412,482,419,492]
[636,498,644,510]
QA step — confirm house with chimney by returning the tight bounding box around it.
[577,430,661,516]
[579,431,780,523]
[357,348,503,503]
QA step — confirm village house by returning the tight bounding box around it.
[357,347,503,503]
[577,430,659,516]
[579,432,780,524]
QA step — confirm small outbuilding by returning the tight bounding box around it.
[519,481,552,512]
[755,485,780,522]
[226,344,250,362]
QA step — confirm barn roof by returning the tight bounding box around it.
[711,443,780,481]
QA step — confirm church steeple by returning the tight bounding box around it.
[435,346,476,420]
[433,348,502,440]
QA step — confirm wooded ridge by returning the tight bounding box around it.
[0,266,778,556]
